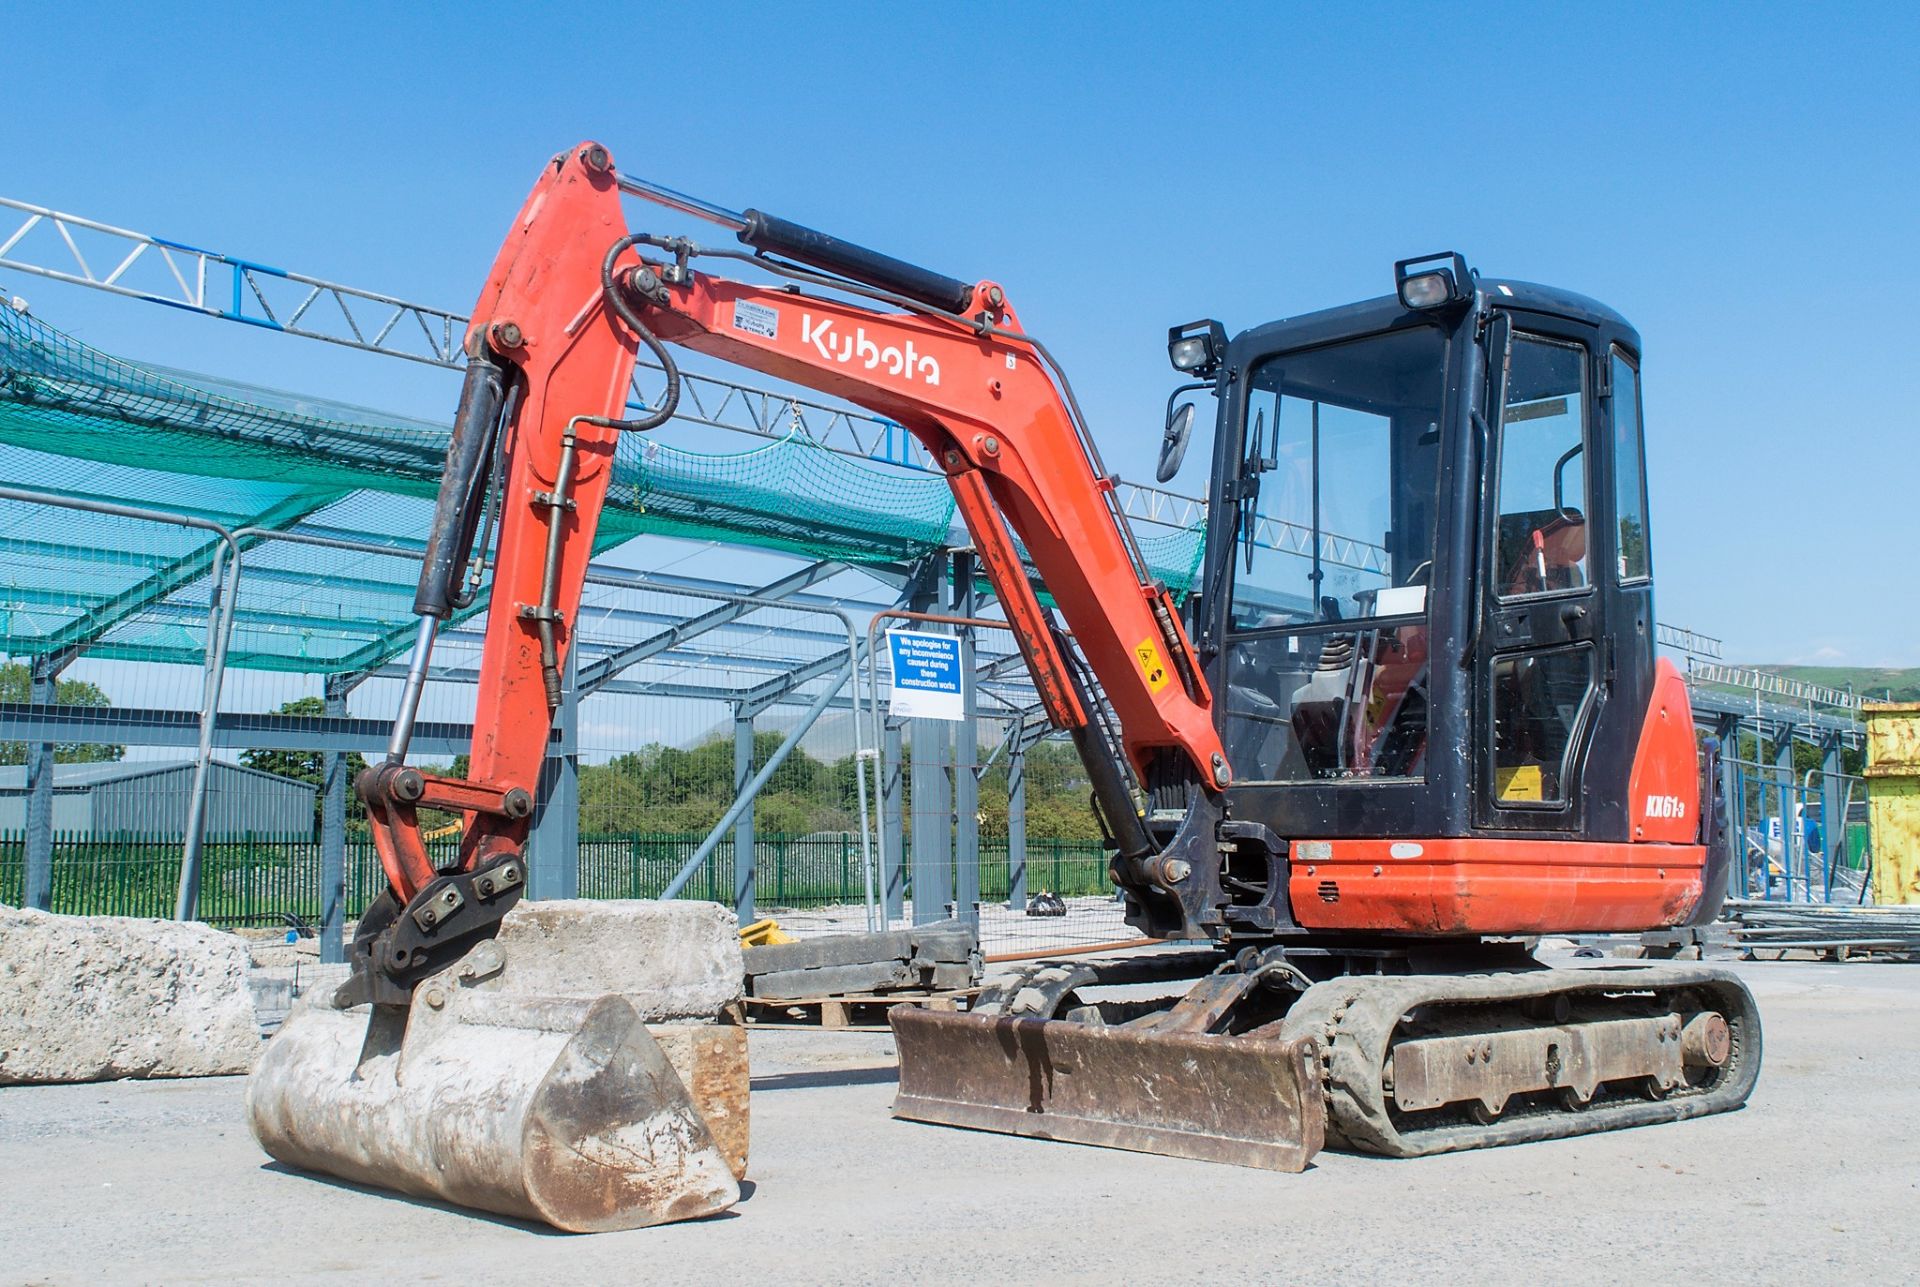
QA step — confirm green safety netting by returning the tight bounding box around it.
[0,302,1204,674]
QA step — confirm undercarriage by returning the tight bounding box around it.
[891,942,1761,1166]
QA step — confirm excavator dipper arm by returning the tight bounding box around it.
[350,146,649,998]
[353,141,1227,996]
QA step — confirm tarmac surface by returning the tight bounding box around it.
[1,957,1913,1285]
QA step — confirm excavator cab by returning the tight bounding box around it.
[1146,257,1709,943]
[896,255,1756,1165]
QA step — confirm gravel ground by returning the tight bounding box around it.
[0,957,1912,1285]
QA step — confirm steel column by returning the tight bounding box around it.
[910,709,952,924]
[1820,735,1846,900]
[21,655,62,911]
[318,676,354,963]
[174,534,242,922]
[1717,714,1744,896]
[952,552,980,932]
[733,708,756,922]
[1006,737,1028,912]
[880,717,906,921]
[528,649,580,900]
[1773,726,1798,899]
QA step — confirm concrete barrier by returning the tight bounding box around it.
[0,906,259,1084]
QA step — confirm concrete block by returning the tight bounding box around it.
[651,1022,750,1181]
[744,917,981,998]
[0,906,259,1084]
[486,899,743,1021]
[744,929,914,976]
[752,960,918,1000]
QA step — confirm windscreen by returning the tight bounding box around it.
[1229,326,1447,630]
[1222,325,1448,784]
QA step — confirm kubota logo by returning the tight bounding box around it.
[1644,794,1687,819]
[803,314,940,385]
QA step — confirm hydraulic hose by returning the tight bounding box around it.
[527,233,688,708]
[591,233,681,432]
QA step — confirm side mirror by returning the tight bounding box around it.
[1156,402,1196,482]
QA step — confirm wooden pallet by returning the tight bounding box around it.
[743,987,983,1031]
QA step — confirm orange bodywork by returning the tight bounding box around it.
[1626,658,1700,844]
[1288,665,1711,933]
[633,208,1222,783]
[1289,837,1706,934]
[367,147,643,899]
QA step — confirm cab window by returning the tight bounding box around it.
[1494,335,1589,598]
[1610,349,1651,582]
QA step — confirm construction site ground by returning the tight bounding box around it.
[2,955,1912,1285]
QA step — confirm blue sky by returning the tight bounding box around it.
[4,3,1916,666]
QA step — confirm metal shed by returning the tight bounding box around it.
[0,759,316,840]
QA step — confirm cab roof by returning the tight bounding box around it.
[1231,277,1641,357]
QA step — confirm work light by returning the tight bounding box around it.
[1167,319,1226,376]
[1394,253,1472,310]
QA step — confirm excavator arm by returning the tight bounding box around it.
[352,141,1226,995]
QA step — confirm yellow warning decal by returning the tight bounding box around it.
[1495,763,1544,802]
[1134,636,1171,693]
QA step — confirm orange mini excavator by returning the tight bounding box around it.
[253,142,1758,1225]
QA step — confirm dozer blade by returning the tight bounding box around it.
[890,1007,1325,1171]
[248,945,741,1232]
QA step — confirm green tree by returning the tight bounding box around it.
[0,661,124,765]
[240,696,368,828]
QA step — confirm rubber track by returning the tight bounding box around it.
[1275,964,1763,1157]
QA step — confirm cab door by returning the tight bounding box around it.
[1475,319,1604,833]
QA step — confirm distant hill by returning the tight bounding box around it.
[1756,665,1920,704]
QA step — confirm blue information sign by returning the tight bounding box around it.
[886,628,964,722]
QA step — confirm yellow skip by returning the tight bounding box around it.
[739,918,795,947]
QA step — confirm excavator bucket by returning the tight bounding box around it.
[248,904,747,1233]
[890,1008,1325,1171]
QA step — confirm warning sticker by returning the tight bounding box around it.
[1134,636,1171,693]
[1495,763,1544,802]
[732,299,779,340]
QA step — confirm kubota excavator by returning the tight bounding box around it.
[251,142,1759,1227]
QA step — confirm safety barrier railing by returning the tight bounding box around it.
[1721,756,1871,904]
